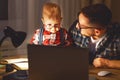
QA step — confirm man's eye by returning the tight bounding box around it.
[80,25,89,29]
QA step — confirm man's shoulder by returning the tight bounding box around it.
[111,22,120,32]
[108,23,120,36]
[69,20,78,31]
[107,23,120,41]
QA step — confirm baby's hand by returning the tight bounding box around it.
[64,40,71,46]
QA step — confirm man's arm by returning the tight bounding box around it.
[93,57,120,69]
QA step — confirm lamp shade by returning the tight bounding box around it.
[3,26,26,47]
[11,31,26,47]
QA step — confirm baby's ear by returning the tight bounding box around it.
[59,17,62,22]
[60,17,63,20]
[41,17,44,23]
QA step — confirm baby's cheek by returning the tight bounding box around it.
[44,27,50,32]
[50,27,60,33]
[55,27,60,31]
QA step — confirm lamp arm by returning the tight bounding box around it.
[0,27,7,46]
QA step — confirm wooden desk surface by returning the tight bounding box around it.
[0,55,27,80]
[1,65,120,80]
[89,65,120,80]
[0,65,6,80]
[1,55,120,80]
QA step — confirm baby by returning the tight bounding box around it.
[30,2,71,46]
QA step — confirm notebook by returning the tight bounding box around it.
[27,44,89,80]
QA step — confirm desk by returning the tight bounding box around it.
[1,65,120,80]
[89,65,120,80]
[0,65,5,80]
[1,55,120,80]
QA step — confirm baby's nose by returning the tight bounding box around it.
[50,27,56,33]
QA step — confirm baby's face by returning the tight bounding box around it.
[42,18,61,33]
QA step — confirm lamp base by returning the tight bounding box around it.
[3,70,28,80]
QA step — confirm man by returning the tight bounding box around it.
[69,3,120,69]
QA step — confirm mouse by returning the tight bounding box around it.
[97,70,111,77]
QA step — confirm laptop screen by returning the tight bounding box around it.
[27,44,89,80]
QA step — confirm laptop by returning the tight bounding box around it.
[27,44,89,80]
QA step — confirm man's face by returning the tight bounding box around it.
[42,18,61,33]
[78,13,95,37]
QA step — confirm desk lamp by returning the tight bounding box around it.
[0,26,26,47]
[0,26,27,71]
[0,26,27,80]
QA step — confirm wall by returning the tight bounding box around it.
[0,0,28,57]
[111,0,120,23]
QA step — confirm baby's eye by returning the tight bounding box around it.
[54,24,59,27]
[47,24,52,26]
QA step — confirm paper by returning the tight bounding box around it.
[3,58,28,64]
[2,58,28,70]
[12,62,28,70]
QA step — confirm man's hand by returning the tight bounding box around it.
[93,58,109,68]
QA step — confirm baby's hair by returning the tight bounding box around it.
[42,2,61,20]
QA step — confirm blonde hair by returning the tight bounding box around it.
[42,2,61,20]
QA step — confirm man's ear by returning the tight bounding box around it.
[94,29,101,36]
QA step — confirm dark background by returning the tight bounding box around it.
[0,0,8,20]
